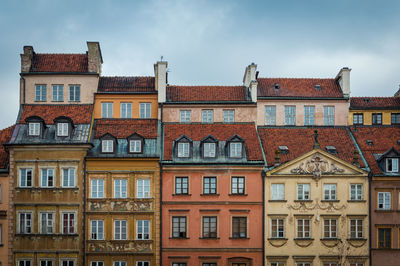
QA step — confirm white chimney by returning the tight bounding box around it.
[336,67,351,98]
[249,80,258,102]
[154,61,168,103]
[243,63,257,102]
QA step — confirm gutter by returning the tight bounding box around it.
[20,72,99,76]
[346,127,370,171]
[83,156,87,265]
[257,96,347,100]
[163,101,256,105]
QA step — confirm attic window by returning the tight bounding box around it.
[315,84,322,90]
[57,123,69,137]
[274,83,280,90]
[366,140,373,146]
[278,146,289,154]
[326,146,337,154]
[363,98,370,103]
[102,139,113,153]
[28,122,40,136]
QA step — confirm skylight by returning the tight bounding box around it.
[326,146,337,154]
[278,145,289,154]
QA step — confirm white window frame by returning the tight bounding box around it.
[323,219,337,238]
[52,84,64,102]
[61,212,76,234]
[129,139,142,153]
[350,219,363,239]
[203,142,216,158]
[91,220,104,240]
[57,122,69,137]
[296,218,310,238]
[202,110,213,123]
[101,102,113,118]
[139,102,151,118]
[271,184,284,200]
[137,179,150,198]
[323,184,337,200]
[324,106,335,126]
[386,158,399,172]
[102,139,113,153]
[62,168,76,188]
[91,179,104,198]
[296,263,311,266]
[18,212,32,234]
[60,259,76,266]
[350,184,363,200]
[271,218,285,238]
[270,263,286,266]
[113,262,127,266]
[40,261,54,266]
[35,84,47,101]
[304,106,315,126]
[40,212,54,234]
[19,168,33,187]
[114,220,127,240]
[90,262,104,266]
[40,168,55,187]
[265,105,276,125]
[223,110,234,122]
[136,220,150,240]
[69,85,80,102]
[177,142,189,158]
[180,110,191,122]
[230,142,242,158]
[28,122,40,136]
[120,102,132,118]
[114,179,127,198]
[378,191,391,210]
[284,105,296,125]
[136,262,150,266]
[18,259,33,266]
[297,184,310,200]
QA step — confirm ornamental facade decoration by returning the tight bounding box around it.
[88,200,152,212]
[290,154,345,180]
[88,241,152,252]
[287,200,347,213]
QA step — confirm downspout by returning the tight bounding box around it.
[21,76,26,104]
[83,156,87,265]
[368,171,372,266]
[159,103,164,266]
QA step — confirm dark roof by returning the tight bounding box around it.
[350,97,400,109]
[163,123,263,161]
[350,126,400,175]
[257,127,363,167]
[257,78,344,98]
[19,104,93,124]
[94,119,158,139]
[0,125,15,169]
[98,77,156,93]
[30,53,88,73]
[166,85,249,102]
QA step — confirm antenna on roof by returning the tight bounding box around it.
[160,56,164,62]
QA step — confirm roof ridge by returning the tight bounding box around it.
[0,124,16,132]
[168,85,244,88]
[351,96,398,99]
[257,77,335,80]
[22,104,93,107]
[101,76,154,78]
[35,53,87,56]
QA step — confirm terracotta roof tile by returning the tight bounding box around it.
[30,53,88,73]
[167,85,248,102]
[257,78,344,98]
[350,97,400,109]
[19,104,93,124]
[163,123,263,161]
[258,127,363,167]
[350,126,400,175]
[0,125,16,169]
[94,119,158,139]
[98,77,156,93]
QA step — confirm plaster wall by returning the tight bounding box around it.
[348,109,398,125]
[0,173,9,266]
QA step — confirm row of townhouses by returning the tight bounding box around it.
[0,42,399,266]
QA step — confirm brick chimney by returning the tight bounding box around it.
[335,67,351,98]
[243,63,257,102]
[154,61,168,103]
[87,41,103,74]
[20,46,34,73]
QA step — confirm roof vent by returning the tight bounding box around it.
[366,140,373,146]
[278,145,289,154]
[274,83,280,90]
[326,146,337,154]
[315,84,322,90]
[363,98,370,103]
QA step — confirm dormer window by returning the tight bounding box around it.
[386,158,399,172]
[230,142,242,158]
[57,123,69,136]
[28,122,40,136]
[130,140,142,153]
[178,142,189,157]
[203,143,216,158]
[102,139,114,153]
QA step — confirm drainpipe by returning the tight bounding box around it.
[368,171,372,266]
[262,170,266,266]
[159,103,164,266]
[83,156,87,265]
[21,76,26,104]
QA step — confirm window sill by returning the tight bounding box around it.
[169,237,190,239]
[375,209,394,213]
[320,238,339,241]
[268,200,287,202]
[294,238,314,240]
[200,194,220,196]
[68,101,81,103]
[199,237,220,240]
[34,100,47,102]
[321,200,340,202]
[173,194,192,196]
[229,237,249,240]
[294,200,312,202]
[268,238,288,240]
[228,193,248,196]
[347,200,366,202]
[347,238,367,241]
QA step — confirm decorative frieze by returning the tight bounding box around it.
[290,154,345,180]
[88,240,152,253]
[88,199,152,212]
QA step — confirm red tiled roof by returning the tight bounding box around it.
[0,125,16,169]
[258,127,363,167]
[19,105,93,124]
[94,119,158,139]
[163,123,263,161]
[98,77,156,93]
[350,126,400,175]
[167,85,248,102]
[350,97,400,109]
[257,78,344,98]
[30,53,88,73]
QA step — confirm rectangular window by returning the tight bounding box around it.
[69,85,80,102]
[223,110,235,122]
[203,143,216,158]
[61,260,75,266]
[120,102,132,118]
[323,184,337,200]
[136,262,150,266]
[113,262,126,266]
[35,84,47,101]
[297,218,310,238]
[41,168,54,187]
[91,179,104,198]
[137,179,150,198]
[18,260,32,266]
[265,106,276,125]
[40,212,54,234]
[230,142,242,158]
[202,110,213,123]
[172,263,186,266]
[172,216,187,238]
[378,228,391,248]
[304,106,315,125]
[102,139,113,153]
[323,219,337,238]
[101,102,113,118]
[114,179,127,198]
[386,158,399,172]
[372,113,382,125]
[62,168,75,187]
[139,103,151,118]
[19,168,33,187]
[91,262,104,266]
[202,264,217,266]
[350,219,363,238]
[271,184,284,200]
[202,216,217,238]
[350,264,364,266]
[40,261,53,266]
[353,113,364,125]
[137,220,150,240]
[297,184,310,200]
[62,213,75,234]
[271,218,285,238]
[178,142,190,158]
[323,264,338,266]
[203,177,217,194]
[114,220,127,240]
[296,264,311,266]
[91,220,104,240]
[231,176,245,195]
[180,110,191,122]
[350,184,363,200]
[52,85,63,101]
[323,106,335,126]
[285,106,296,125]
[175,177,188,195]
[232,217,247,238]
[57,122,68,136]
[270,263,285,266]
[28,122,40,136]
[130,139,142,153]
[378,191,391,210]
[18,212,32,234]
[391,113,400,125]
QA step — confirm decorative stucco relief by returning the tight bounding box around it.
[290,154,345,180]
[88,241,152,252]
[287,200,347,213]
[88,200,152,212]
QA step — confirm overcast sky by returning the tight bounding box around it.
[1,0,400,129]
